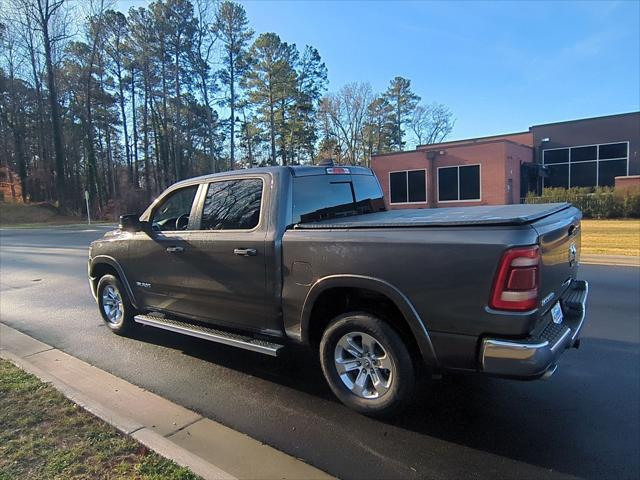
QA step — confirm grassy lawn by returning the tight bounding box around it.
[0,360,199,480]
[581,219,640,256]
[0,202,81,227]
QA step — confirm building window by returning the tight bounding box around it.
[389,169,427,204]
[437,165,481,202]
[542,142,628,188]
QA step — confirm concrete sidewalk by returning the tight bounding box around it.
[0,323,333,480]
[580,254,640,267]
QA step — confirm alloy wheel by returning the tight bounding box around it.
[334,331,394,399]
[102,284,124,325]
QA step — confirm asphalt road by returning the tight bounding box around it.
[1,225,639,480]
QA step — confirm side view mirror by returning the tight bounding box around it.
[119,214,144,232]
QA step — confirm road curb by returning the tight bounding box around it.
[0,323,333,480]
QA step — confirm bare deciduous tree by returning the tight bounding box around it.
[20,0,72,205]
[320,82,374,166]
[410,103,455,146]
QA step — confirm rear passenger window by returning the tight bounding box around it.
[200,179,263,230]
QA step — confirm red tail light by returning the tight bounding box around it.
[490,246,540,311]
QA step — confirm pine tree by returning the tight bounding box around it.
[290,45,327,162]
[243,32,296,166]
[103,10,132,185]
[364,96,394,157]
[384,76,420,151]
[212,1,253,170]
[152,0,198,181]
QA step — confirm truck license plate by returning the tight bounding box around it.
[551,302,564,324]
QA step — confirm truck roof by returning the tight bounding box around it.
[172,165,374,187]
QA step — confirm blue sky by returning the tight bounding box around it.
[117,0,640,141]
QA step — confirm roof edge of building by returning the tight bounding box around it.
[420,138,533,151]
[371,139,533,160]
[531,111,640,129]
[371,149,426,159]
[415,131,531,149]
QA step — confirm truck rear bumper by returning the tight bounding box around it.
[480,280,588,379]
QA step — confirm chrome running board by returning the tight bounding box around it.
[134,314,284,356]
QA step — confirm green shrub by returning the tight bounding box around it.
[524,187,640,219]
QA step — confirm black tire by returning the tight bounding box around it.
[96,274,136,335]
[319,312,415,417]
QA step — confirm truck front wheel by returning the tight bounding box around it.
[97,274,136,335]
[319,312,415,416]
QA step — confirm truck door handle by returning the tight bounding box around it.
[166,246,184,253]
[234,248,257,257]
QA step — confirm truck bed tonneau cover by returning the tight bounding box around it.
[295,203,570,229]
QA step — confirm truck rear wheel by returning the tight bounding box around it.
[97,274,136,335]
[319,312,415,416]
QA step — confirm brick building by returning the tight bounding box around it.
[0,165,23,203]
[371,111,639,209]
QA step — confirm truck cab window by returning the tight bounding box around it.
[151,185,198,231]
[201,179,263,230]
[293,174,385,224]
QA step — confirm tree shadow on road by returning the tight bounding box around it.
[132,326,639,480]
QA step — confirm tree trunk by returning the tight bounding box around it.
[160,41,171,182]
[143,75,151,198]
[151,100,167,188]
[269,83,276,166]
[174,49,181,180]
[396,101,401,149]
[242,110,253,167]
[200,73,217,173]
[41,20,66,206]
[96,121,107,211]
[6,65,29,202]
[117,63,131,184]
[107,125,117,198]
[229,51,235,170]
[84,20,103,214]
[26,33,50,196]
[279,98,287,166]
[12,126,28,202]
[131,70,139,187]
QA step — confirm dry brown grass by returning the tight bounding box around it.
[581,219,640,256]
[0,360,199,480]
[0,202,80,226]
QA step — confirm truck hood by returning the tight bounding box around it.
[295,203,571,229]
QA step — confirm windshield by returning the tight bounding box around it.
[292,174,385,224]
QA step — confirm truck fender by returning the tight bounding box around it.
[90,255,138,308]
[300,274,439,367]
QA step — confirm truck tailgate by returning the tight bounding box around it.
[532,205,582,314]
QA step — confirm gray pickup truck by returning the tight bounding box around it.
[88,165,589,415]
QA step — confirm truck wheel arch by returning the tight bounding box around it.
[300,275,439,368]
[90,256,138,309]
